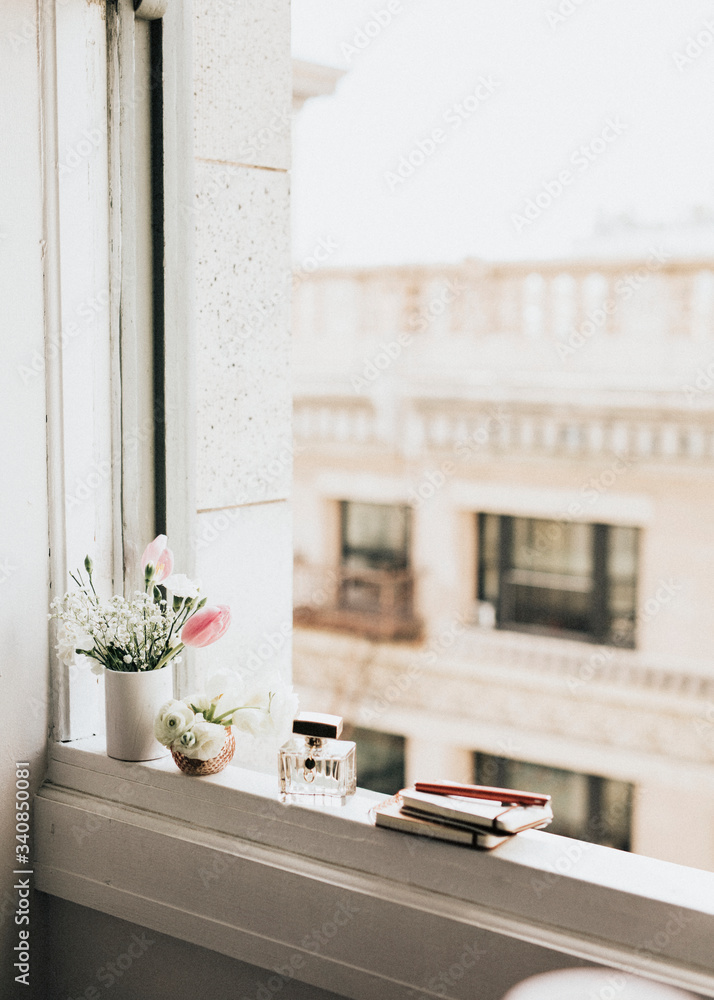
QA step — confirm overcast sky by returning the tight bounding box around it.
[291,0,714,265]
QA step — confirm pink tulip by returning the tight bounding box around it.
[181,605,231,648]
[141,534,174,584]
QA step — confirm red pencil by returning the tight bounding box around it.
[413,780,551,807]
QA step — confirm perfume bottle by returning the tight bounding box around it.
[278,712,356,805]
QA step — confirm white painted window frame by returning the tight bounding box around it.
[45,0,196,743]
[35,737,714,999]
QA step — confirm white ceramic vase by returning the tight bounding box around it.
[104,666,174,761]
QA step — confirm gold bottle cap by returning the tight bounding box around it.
[292,712,343,739]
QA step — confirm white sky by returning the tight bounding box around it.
[291,0,714,265]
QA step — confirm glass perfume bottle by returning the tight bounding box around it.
[279,712,356,805]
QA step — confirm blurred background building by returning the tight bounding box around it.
[291,245,714,871]
[287,2,714,876]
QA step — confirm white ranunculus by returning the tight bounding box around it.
[265,686,299,741]
[154,699,195,746]
[230,706,271,737]
[173,721,227,760]
[204,670,245,706]
[230,676,298,741]
[184,692,213,714]
[163,574,200,599]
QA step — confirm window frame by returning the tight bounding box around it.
[34,737,714,999]
[340,500,412,571]
[477,513,639,648]
[48,0,197,743]
[36,9,714,997]
[474,751,634,851]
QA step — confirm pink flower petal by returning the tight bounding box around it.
[154,547,174,584]
[141,535,168,572]
[181,605,231,648]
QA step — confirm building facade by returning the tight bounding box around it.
[292,255,714,870]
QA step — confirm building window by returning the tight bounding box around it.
[341,501,410,571]
[293,502,420,640]
[474,753,633,850]
[477,514,638,647]
[347,725,405,796]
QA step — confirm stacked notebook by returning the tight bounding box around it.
[374,780,553,850]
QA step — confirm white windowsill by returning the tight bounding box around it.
[35,738,714,999]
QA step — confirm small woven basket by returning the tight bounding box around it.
[171,730,236,776]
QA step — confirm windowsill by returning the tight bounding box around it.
[35,738,714,998]
[490,621,634,649]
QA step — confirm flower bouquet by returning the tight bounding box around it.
[155,671,298,776]
[50,535,231,761]
[50,534,230,674]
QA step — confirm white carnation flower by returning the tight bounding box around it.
[163,573,200,599]
[55,624,94,666]
[154,700,195,746]
[173,721,227,760]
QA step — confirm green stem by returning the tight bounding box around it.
[212,705,244,724]
[154,642,184,671]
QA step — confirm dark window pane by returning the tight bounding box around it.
[504,517,594,638]
[474,753,632,850]
[347,726,405,796]
[511,518,592,577]
[606,525,638,647]
[478,513,500,603]
[342,502,410,570]
[476,514,640,647]
[504,580,592,635]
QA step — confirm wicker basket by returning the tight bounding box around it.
[171,730,236,776]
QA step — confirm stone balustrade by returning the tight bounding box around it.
[293,393,714,462]
[293,257,714,345]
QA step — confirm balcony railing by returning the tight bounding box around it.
[293,257,714,344]
[293,562,423,642]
